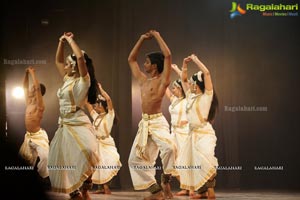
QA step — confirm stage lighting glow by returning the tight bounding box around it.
[12,86,24,99]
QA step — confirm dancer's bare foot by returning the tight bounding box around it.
[207,188,216,199]
[175,190,189,196]
[104,188,112,194]
[189,190,195,196]
[144,191,165,200]
[103,184,112,194]
[161,183,173,199]
[91,189,104,194]
[69,193,83,200]
[92,188,111,195]
[81,190,91,200]
[189,192,208,199]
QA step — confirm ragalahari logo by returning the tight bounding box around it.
[229,2,246,19]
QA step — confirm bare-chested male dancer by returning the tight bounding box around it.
[128,30,177,200]
[19,67,50,187]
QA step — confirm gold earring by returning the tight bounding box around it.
[71,66,76,73]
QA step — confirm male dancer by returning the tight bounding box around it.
[128,30,177,200]
[19,67,50,187]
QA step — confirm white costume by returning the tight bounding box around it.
[168,96,189,176]
[19,128,49,178]
[178,90,218,191]
[48,74,99,193]
[90,109,122,184]
[128,113,177,190]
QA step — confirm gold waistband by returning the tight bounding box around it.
[60,106,81,118]
[26,129,44,136]
[96,135,107,140]
[172,123,188,128]
[142,113,163,120]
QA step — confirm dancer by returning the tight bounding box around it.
[19,66,50,188]
[165,64,193,196]
[178,54,218,199]
[85,83,122,195]
[48,32,99,200]
[128,30,177,200]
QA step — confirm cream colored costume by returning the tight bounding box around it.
[48,74,99,193]
[168,96,189,176]
[178,90,218,191]
[128,113,177,190]
[19,128,49,178]
[90,109,122,184]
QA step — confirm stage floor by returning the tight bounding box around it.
[47,190,300,200]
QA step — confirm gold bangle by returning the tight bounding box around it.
[67,38,74,44]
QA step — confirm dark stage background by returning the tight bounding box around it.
[1,0,299,191]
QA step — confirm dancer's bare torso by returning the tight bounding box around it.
[140,77,166,115]
[25,90,44,133]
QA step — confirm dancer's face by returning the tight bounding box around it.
[93,103,106,114]
[144,57,155,73]
[188,80,198,94]
[172,86,182,98]
[64,60,74,75]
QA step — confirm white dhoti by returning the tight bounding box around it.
[178,124,218,191]
[19,128,49,178]
[48,110,99,193]
[128,113,177,190]
[92,136,122,184]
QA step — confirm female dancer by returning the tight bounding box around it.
[165,64,192,196]
[178,54,218,199]
[85,83,122,195]
[48,32,99,200]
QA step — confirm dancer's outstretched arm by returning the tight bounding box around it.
[128,32,150,84]
[55,34,66,77]
[98,83,113,111]
[190,54,213,91]
[150,30,172,86]
[181,56,192,93]
[64,32,88,77]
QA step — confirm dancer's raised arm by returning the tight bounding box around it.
[55,34,66,77]
[98,83,113,111]
[127,32,150,84]
[149,30,171,86]
[181,56,192,93]
[23,68,29,104]
[171,64,182,77]
[165,87,172,101]
[165,64,182,101]
[190,54,213,91]
[64,32,88,77]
